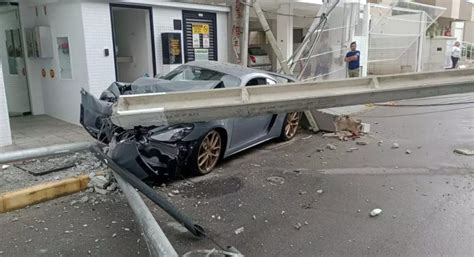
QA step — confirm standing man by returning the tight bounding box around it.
[450,41,461,69]
[345,42,360,78]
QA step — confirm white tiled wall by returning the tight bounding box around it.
[0,61,12,146]
[81,2,116,97]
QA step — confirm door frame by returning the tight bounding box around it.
[109,3,157,80]
[1,1,32,116]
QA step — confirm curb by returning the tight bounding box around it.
[0,175,90,213]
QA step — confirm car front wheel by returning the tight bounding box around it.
[190,130,223,175]
[280,112,301,141]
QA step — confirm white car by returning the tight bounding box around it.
[248,47,272,71]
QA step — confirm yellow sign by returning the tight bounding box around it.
[192,23,209,35]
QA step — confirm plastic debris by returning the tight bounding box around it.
[369,208,382,217]
[453,149,474,156]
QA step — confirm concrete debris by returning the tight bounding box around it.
[356,141,368,145]
[316,189,323,194]
[266,176,285,185]
[167,192,175,197]
[250,164,261,167]
[357,209,361,213]
[299,191,307,195]
[326,144,337,150]
[453,149,474,156]
[304,221,309,225]
[94,187,108,195]
[347,147,358,152]
[1,164,9,170]
[316,148,325,152]
[361,123,370,133]
[88,175,110,189]
[252,215,256,220]
[171,189,180,195]
[281,210,286,215]
[10,217,19,222]
[79,196,89,203]
[390,187,394,190]
[302,135,313,140]
[378,140,383,146]
[392,143,400,149]
[106,182,117,192]
[123,228,130,231]
[369,208,382,217]
[70,200,78,206]
[234,227,244,235]
[112,233,117,238]
[405,149,412,154]
[294,222,302,230]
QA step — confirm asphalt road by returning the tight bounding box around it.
[0,94,473,257]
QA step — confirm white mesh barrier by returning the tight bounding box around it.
[367,1,445,75]
[290,0,364,81]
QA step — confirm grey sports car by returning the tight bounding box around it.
[80,61,301,180]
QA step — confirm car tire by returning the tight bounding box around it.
[280,112,302,141]
[190,130,223,175]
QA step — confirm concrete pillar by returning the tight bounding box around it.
[276,3,293,68]
[0,60,13,147]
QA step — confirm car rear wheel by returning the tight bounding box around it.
[191,130,223,175]
[280,112,301,141]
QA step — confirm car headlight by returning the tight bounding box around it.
[149,124,194,142]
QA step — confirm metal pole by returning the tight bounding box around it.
[0,142,96,164]
[114,173,179,257]
[241,0,250,67]
[252,0,291,75]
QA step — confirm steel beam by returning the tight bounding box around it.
[111,69,474,128]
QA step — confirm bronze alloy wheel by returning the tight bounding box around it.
[284,112,301,139]
[197,130,222,174]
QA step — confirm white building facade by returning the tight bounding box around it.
[0,0,230,146]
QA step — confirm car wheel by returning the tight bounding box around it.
[280,112,301,141]
[191,130,223,175]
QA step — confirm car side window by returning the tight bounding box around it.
[246,77,275,86]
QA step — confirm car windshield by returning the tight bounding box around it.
[248,48,267,56]
[161,65,241,87]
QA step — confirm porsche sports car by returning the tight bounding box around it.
[80,61,301,180]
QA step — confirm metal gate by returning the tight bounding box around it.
[182,10,218,62]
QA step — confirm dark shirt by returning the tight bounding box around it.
[346,50,360,70]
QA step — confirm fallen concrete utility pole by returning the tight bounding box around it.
[114,173,179,257]
[0,142,96,164]
[110,68,474,128]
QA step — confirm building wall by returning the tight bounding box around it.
[19,2,91,125]
[81,2,116,98]
[0,60,12,146]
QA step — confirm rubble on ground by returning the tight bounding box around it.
[266,176,285,185]
[326,144,337,150]
[369,208,382,217]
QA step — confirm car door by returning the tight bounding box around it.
[229,77,276,150]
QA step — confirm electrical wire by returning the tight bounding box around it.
[373,101,474,107]
[357,106,474,118]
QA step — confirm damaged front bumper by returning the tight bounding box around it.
[80,88,198,180]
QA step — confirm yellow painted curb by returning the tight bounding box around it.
[0,175,90,213]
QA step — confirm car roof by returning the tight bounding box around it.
[186,61,269,78]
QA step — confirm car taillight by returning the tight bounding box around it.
[249,55,256,63]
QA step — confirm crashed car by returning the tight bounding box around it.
[80,61,301,180]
